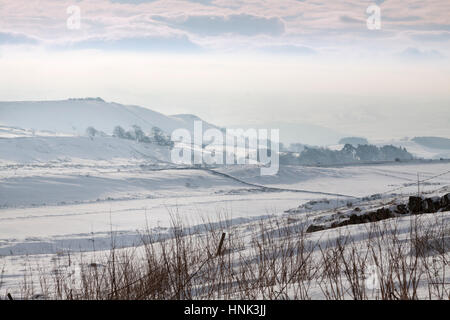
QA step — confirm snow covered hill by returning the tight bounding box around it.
[0,98,218,136]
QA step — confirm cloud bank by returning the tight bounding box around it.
[0,0,448,58]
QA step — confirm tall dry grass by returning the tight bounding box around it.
[4,213,450,300]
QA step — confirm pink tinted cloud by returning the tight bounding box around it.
[0,0,448,56]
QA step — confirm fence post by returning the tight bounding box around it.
[216,232,226,257]
[417,173,420,196]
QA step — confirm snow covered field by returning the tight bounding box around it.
[0,101,449,299]
[0,151,449,296]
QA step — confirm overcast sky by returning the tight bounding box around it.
[0,0,449,139]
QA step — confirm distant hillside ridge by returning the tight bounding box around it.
[412,137,450,150]
[339,137,369,146]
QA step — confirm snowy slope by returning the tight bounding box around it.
[215,162,450,197]
[170,113,221,132]
[0,134,171,164]
[0,98,217,136]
